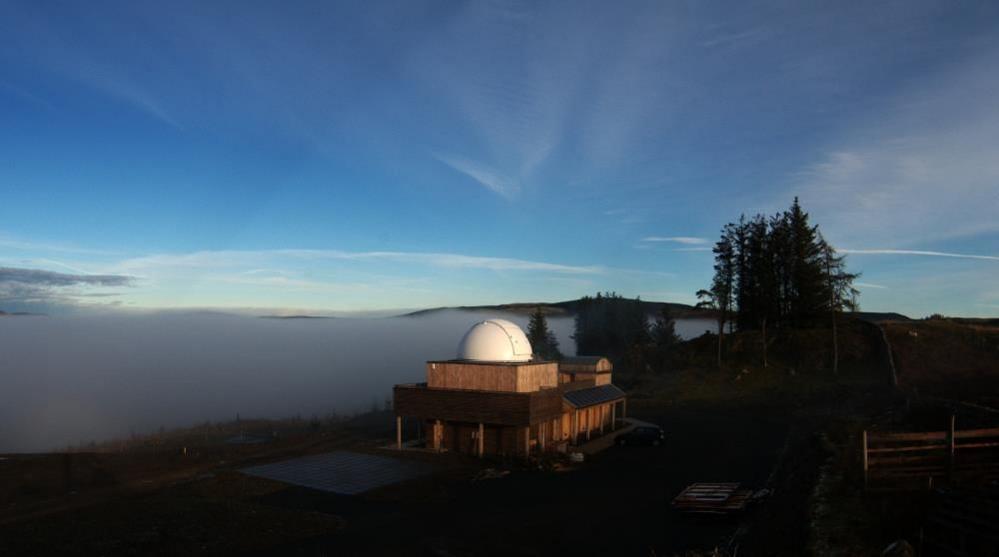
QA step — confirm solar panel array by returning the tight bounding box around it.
[563,384,626,408]
[241,450,434,495]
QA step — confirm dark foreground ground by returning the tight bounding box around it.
[1,403,796,557]
[263,405,790,557]
[4,316,911,557]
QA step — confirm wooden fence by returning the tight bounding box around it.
[863,417,999,490]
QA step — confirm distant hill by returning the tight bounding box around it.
[399,299,712,319]
[399,300,912,323]
[852,311,912,322]
[258,315,333,320]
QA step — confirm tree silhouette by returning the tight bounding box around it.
[527,306,562,361]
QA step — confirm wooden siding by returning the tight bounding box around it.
[426,421,562,456]
[558,357,612,374]
[559,370,613,385]
[561,378,598,391]
[395,384,562,426]
[426,361,558,393]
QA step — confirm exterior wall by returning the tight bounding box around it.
[559,371,612,386]
[425,420,557,457]
[418,399,623,456]
[515,363,560,392]
[559,357,613,374]
[395,384,563,426]
[426,361,558,393]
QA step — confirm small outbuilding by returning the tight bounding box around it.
[393,319,627,457]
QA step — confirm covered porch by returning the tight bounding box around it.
[563,384,628,448]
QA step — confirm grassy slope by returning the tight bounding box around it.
[885,319,999,406]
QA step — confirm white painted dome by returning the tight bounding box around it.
[457,319,533,362]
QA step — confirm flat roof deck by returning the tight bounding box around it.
[241,450,434,495]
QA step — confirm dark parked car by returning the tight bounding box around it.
[615,425,665,447]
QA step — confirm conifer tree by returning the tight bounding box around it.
[572,292,650,373]
[819,235,860,374]
[527,306,562,361]
[699,197,860,370]
[651,305,681,371]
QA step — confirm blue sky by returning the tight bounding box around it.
[1,0,997,316]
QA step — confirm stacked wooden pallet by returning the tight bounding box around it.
[671,482,754,514]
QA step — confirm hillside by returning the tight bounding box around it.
[884,319,999,406]
[401,299,712,319]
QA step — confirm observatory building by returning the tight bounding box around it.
[393,319,627,457]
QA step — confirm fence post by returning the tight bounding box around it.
[862,429,869,489]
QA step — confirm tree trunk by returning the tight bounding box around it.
[826,254,839,376]
[831,309,838,376]
[761,316,768,368]
[716,318,724,370]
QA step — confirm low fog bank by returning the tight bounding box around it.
[0,311,711,453]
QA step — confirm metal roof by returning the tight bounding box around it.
[561,356,606,365]
[562,384,626,408]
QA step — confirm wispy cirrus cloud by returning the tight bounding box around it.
[789,43,999,247]
[838,249,999,263]
[640,236,710,245]
[0,232,119,256]
[433,153,518,198]
[113,249,603,275]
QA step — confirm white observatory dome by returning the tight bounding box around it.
[457,319,533,362]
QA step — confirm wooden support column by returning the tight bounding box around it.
[477,422,484,458]
[622,398,627,420]
[611,403,617,430]
[396,416,402,450]
[435,419,442,452]
[861,429,868,489]
[523,426,530,456]
[599,405,605,435]
[539,423,546,451]
[586,408,591,441]
[572,408,579,445]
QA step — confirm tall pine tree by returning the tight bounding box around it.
[818,234,860,374]
[527,306,562,361]
[699,198,860,370]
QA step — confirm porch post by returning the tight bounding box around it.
[478,422,484,458]
[435,419,442,451]
[523,426,530,456]
[396,416,402,450]
[611,403,617,430]
[572,408,579,445]
[599,405,605,435]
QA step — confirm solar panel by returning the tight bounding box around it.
[241,450,434,495]
[563,384,626,408]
